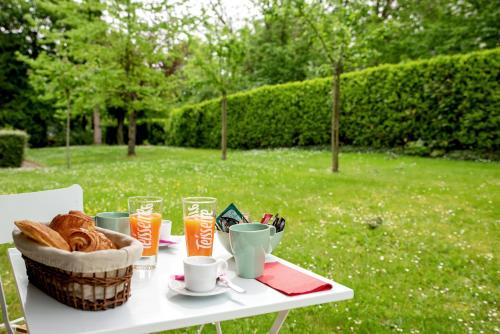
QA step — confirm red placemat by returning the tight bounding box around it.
[256,262,333,296]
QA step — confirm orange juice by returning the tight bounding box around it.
[130,213,162,257]
[184,215,215,256]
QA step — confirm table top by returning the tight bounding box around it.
[9,235,353,334]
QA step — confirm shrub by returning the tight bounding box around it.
[50,128,93,146]
[0,129,28,168]
[166,48,500,154]
[145,119,168,145]
[103,119,167,145]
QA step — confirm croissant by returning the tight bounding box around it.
[95,230,117,250]
[49,211,116,251]
[49,212,95,241]
[67,228,117,252]
[15,220,70,251]
[68,210,94,224]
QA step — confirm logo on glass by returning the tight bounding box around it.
[183,198,217,256]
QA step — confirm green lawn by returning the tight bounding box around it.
[1,146,499,333]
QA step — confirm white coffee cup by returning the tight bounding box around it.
[160,220,172,241]
[183,256,228,292]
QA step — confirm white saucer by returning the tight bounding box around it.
[159,236,180,248]
[168,279,229,297]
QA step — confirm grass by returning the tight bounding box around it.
[0,145,498,333]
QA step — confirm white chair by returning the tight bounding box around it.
[0,184,84,334]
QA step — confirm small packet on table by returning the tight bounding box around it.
[260,213,273,225]
[267,213,286,233]
[216,203,250,232]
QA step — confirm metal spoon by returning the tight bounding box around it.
[217,276,246,293]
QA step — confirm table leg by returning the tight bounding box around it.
[268,310,290,334]
[215,321,222,334]
[197,322,222,334]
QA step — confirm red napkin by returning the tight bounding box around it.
[256,262,333,296]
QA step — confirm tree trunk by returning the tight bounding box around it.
[221,92,228,161]
[381,0,393,19]
[127,109,136,156]
[117,112,125,145]
[93,106,102,145]
[65,90,71,169]
[331,61,342,173]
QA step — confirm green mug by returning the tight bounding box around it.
[95,212,130,235]
[229,223,276,279]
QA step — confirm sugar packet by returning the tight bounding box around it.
[216,203,249,232]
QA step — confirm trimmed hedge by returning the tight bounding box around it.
[166,48,500,154]
[0,129,28,167]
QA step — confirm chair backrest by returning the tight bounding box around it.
[0,184,84,244]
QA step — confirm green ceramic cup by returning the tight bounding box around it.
[95,212,130,235]
[229,223,276,279]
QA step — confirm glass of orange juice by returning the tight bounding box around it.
[182,197,217,256]
[128,196,163,270]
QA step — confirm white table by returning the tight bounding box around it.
[8,235,353,334]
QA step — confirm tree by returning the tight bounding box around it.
[242,0,316,85]
[67,0,109,146]
[19,0,93,168]
[192,0,246,160]
[0,0,31,127]
[298,0,370,172]
[0,0,58,147]
[359,0,500,67]
[19,0,115,165]
[21,54,80,168]
[104,0,188,156]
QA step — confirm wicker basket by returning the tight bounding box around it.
[22,256,133,311]
[13,227,143,311]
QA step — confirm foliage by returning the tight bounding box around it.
[1,0,499,147]
[0,0,187,153]
[241,0,316,85]
[363,0,500,67]
[102,0,190,156]
[235,0,500,86]
[0,0,58,147]
[17,0,112,167]
[186,0,248,160]
[187,1,247,96]
[102,119,167,145]
[0,129,28,167]
[297,0,370,69]
[166,48,500,155]
[167,0,500,105]
[146,120,168,145]
[297,0,374,172]
[0,146,498,333]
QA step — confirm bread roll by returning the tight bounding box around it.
[14,220,70,251]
